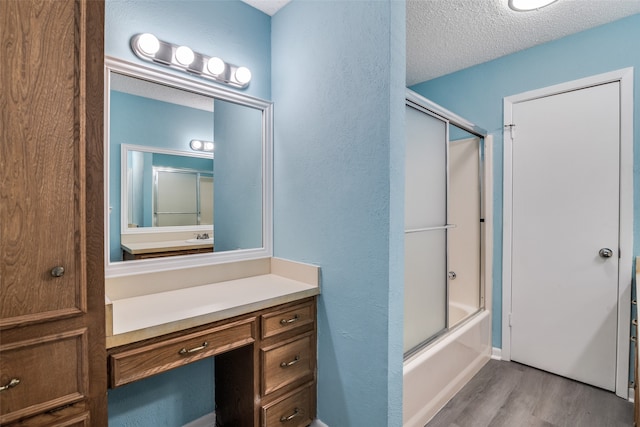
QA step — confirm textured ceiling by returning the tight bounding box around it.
[406,0,640,85]
[245,0,640,86]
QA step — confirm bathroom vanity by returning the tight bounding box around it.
[121,240,213,260]
[105,258,320,426]
[101,18,312,424]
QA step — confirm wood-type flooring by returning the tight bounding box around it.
[426,359,633,427]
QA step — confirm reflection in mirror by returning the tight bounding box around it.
[122,145,214,228]
[106,58,272,274]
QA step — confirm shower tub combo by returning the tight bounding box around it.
[403,90,493,426]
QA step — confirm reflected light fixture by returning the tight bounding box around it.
[190,139,214,153]
[131,33,252,89]
[509,0,558,11]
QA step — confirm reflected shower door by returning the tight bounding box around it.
[404,105,448,354]
[155,170,198,226]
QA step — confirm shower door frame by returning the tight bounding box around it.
[404,90,489,359]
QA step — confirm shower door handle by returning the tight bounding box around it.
[448,271,457,280]
[599,248,613,258]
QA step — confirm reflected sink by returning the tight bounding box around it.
[185,238,213,244]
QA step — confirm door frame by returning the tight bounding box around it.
[501,68,634,398]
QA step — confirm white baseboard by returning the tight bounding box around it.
[183,412,216,427]
[491,347,502,360]
[310,419,329,427]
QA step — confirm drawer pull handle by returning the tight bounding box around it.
[280,314,299,325]
[178,342,209,355]
[280,408,300,422]
[280,355,300,368]
[0,378,20,392]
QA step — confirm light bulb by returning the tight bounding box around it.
[203,142,214,152]
[137,33,160,55]
[207,57,226,75]
[509,0,557,11]
[190,140,203,151]
[235,66,252,85]
[175,46,195,66]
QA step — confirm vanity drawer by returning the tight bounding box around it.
[261,300,314,339]
[262,332,314,396]
[109,318,255,387]
[8,407,90,427]
[261,383,314,427]
[0,330,88,425]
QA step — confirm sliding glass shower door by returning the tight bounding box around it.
[404,105,448,355]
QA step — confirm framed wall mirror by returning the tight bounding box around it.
[105,57,273,276]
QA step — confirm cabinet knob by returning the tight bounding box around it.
[50,266,65,277]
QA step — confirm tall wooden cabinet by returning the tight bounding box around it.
[1,0,107,425]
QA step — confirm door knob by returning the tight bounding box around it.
[448,271,457,280]
[599,248,613,258]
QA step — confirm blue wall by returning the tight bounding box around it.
[411,13,640,350]
[109,91,214,262]
[272,1,406,425]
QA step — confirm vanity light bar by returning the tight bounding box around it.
[190,140,214,153]
[131,33,252,89]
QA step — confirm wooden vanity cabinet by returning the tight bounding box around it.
[107,297,317,427]
[122,246,213,261]
[259,300,316,427]
[1,0,106,425]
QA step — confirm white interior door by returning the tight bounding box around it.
[508,82,620,391]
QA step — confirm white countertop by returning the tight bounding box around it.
[105,257,320,348]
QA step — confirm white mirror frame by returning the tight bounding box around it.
[104,56,273,278]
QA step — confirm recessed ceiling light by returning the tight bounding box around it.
[509,0,558,11]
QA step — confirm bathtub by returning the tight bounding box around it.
[448,301,476,328]
[403,308,491,427]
